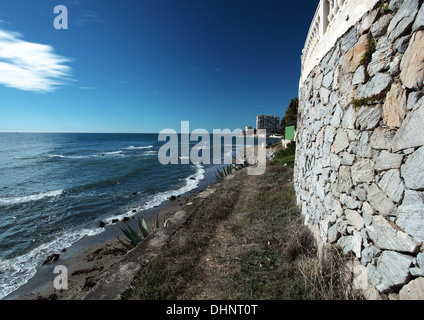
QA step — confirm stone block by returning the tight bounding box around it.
[367,215,419,253]
[367,39,393,77]
[330,153,341,171]
[322,70,334,89]
[401,146,424,190]
[367,250,414,293]
[342,33,370,73]
[361,245,380,265]
[338,166,353,194]
[406,91,423,111]
[367,184,396,216]
[330,104,343,128]
[374,150,403,171]
[352,65,366,85]
[341,106,356,129]
[412,2,424,32]
[400,30,424,90]
[357,72,392,99]
[356,105,382,130]
[396,190,424,243]
[328,223,340,244]
[320,87,331,105]
[355,186,367,201]
[351,159,375,185]
[387,0,420,41]
[346,209,365,231]
[388,0,403,11]
[399,278,424,300]
[394,35,411,53]
[341,27,358,54]
[377,169,404,203]
[341,152,355,165]
[371,13,393,38]
[392,103,424,151]
[370,127,395,150]
[389,54,402,76]
[333,129,349,154]
[382,81,407,128]
[341,193,360,210]
[352,132,373,158]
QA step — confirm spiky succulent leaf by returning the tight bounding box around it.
[138,217,149,238]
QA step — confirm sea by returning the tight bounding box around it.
[0,132,279,299]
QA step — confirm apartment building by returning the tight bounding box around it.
[256,115,280,134]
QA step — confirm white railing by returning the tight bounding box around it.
[300,0,379,87]
[301,0,348,74]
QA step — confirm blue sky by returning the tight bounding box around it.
[0,0,317,133]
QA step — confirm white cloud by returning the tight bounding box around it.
[0,28,72,93]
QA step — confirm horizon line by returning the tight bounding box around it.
[0,131,260,135]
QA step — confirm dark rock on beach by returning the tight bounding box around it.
[98,221,106,228]
[169,195,177,201]
[42,254,60,265]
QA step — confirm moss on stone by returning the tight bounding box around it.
[359,37,376,67]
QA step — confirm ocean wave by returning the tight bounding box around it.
[143,150,157,155]
[103,164,205,224]
[15,148,158,161]
[102,151,124,156]
[53,151,125,159]
[0,190,63,206]
[123,145,154,150]
[11,156,37,160]
[0,227,103,299]
[46,154,65,159]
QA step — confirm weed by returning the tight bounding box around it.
[359,37,376,67]
[350,86,390,109]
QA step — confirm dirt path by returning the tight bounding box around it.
[188,173,260,299]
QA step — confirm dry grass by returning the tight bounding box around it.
[121,175,243,300]
[297,246,363,300]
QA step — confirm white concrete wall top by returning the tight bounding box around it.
[300,0,380,87]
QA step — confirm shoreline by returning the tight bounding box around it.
[4,145,271,300]
[3,165,216,300]
[7,182,213,300]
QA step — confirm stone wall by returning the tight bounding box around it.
[295,0,424,298]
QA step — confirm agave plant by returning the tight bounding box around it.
[118,217,150,252]
[215,164,237,181]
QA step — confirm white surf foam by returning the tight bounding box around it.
[103,151,124,156]
[0,190,63,206]
[103,164,205,223]
[0,227,103,299]
[46,154,65,159]
[123,145,154,150]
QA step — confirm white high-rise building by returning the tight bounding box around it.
[256,115,280,134]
